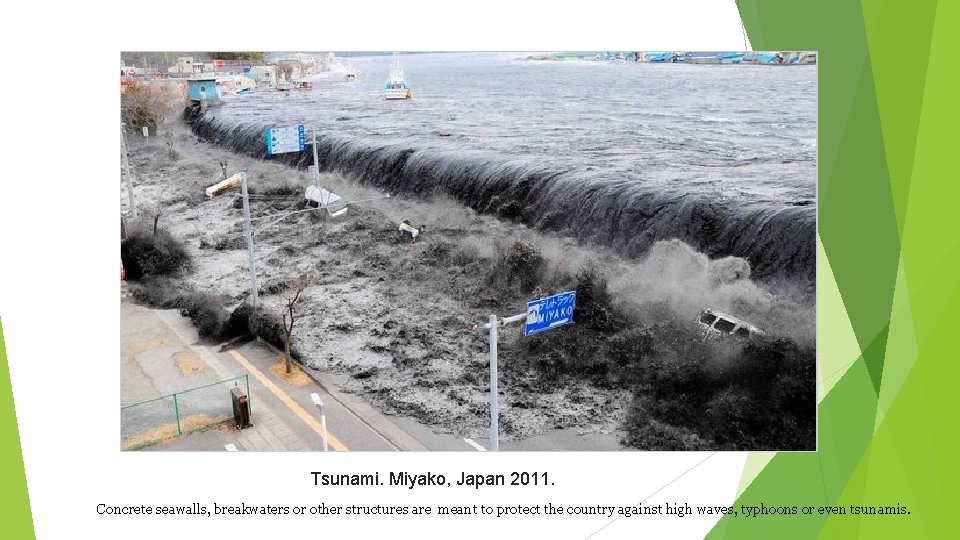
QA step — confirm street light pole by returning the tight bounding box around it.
[239,172,259,308]
[210,167,389,311]
[310,392,329,451]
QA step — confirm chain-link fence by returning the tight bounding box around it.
[120,375,249,450]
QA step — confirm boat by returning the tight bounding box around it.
[345,66,360,81]
[384,53,412,100]
[276,79,293,91]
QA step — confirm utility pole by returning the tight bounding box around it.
[120,123,138,220]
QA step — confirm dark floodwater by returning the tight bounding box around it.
[195,53,817,286]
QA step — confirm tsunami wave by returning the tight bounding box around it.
[191,112,815,290]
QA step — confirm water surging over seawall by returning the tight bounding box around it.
[192,114,815,289]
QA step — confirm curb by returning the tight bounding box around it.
[251,340,428,451]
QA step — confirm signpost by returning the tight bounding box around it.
[264,124,322,190]
[524,291,577,336]
[482,291,577,450]
[311,127,321,188]
[265,124,306,155]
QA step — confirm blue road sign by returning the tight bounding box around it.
[265,124,306,155]
[525,291,576,336]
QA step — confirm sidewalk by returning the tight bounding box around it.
[121,294,316,451]
[221,339,414,451]
[121,289,410,451]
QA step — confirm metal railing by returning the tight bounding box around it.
[120,374,250,450]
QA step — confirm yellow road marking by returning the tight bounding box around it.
[227,349,348,451]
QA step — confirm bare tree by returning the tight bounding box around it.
[281,277,311,374]
[164,132,179,161]
[121,81,180,133]
[140,203,164,235]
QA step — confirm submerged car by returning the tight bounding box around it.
[696,309,764,339]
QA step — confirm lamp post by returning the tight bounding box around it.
[206,172,258,308]
[310,392,329,452]
[239,172,259,308]
[206,169,391,309]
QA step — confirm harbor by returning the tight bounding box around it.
[524,51,817,64]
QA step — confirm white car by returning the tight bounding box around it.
[696,309,764,339]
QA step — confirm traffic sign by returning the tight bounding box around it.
[525,291,576,336]
[481,289,577,451]
[265,124,306,155]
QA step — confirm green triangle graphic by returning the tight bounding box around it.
[0,320,36,539]
[862,324,889,396]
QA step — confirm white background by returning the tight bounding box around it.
[0,2,755,538]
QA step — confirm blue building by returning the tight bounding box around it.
[647,52,679,63]
[187,76,221,103]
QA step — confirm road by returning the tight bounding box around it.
[122,292,622,452]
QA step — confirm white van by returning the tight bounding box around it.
[696,309,764,339]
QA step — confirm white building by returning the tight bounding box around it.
[235,74,257,90]
[247,65,277,87]
[176,57,195,74]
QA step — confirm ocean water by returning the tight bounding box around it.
[195,53,817,286]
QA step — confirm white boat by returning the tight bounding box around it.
[384,53,411,100]
[345,66,360,81]
[276,78,293,91]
